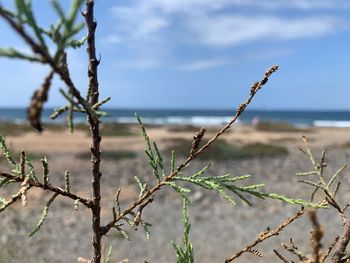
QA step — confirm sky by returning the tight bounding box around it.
[0,0,349,110]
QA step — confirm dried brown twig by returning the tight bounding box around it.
[296,137,350,263]
[298,137,348,222]
[27,70,54,132]
[332,219,350,263]
[274,249,290,263]
[277,209,340,263]
[225,207,305,262]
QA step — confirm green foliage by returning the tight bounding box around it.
[41,157,51,186]
[0,133,18,171]
[135,176,147,199]
[25,155,38,182]
[166,139,288,160]
[104,246,112,263]
[29,192,58,237]
[134,115,325,212]
[173,165,325,208]
[0,47,43,62]
[0,0,85,62]
[136,113,165,180]
[100,123,135,137]
[172,198,194,263]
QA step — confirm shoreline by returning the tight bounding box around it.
[2,122,350,153]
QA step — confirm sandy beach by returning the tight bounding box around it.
[1,123,350,262]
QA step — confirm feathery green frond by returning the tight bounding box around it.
[135,176,147,199]
[29,192,59,237]
[25,156,38,181]
[104,246,112,263]
[136,113,166,181]
[172,198,194,263]
[41,157,50,186]
[0,47,43,62]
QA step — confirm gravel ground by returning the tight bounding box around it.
[1,146,350,263]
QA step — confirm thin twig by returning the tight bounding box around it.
[273,249,290,263]
[0,172,92,208]
[281,238,308,261]
[332,219,350,263]
[321,236,339,262]
[224,207,304,262]
[309,210,323,263]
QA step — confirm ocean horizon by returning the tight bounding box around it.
[0,108,350,127]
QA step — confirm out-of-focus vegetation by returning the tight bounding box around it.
[254,121,309,132]
[165,138,288,160]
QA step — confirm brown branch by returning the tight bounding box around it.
[309,210,324,263]
[189,127,206,157]
[27,70,54,132]
[321,236,339,262]
[224,207,304,263]
[0,7,49,61]
[0,172,92,208]
[83,1,102,263]
[101,65,279,236]
[273,249,290,263]
[332,219,350,263]
[281,238,308,261]
[0,186,32,213]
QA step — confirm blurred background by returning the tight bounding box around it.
[0,1,350,262]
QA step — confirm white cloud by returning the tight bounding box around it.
[112,0,350,16]
[105,0,348,69]
[228,0,350,10]
[111,5,169,43]
[177,58,230,71]
[189,15,342,47]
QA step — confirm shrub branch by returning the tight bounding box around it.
[224,207,305,262]
[0,172,92,208]
[100,65,279,236]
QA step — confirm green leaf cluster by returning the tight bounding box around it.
[136,113,165,181]
[172,198,194,263]
[0,0,86,63]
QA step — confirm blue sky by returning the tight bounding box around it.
[0,0,349,110]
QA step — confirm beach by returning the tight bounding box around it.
[1,123,350,262]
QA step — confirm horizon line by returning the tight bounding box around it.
[0,107,350,112]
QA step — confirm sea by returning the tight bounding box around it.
[1,108,350,127]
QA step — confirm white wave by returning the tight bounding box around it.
[313,120,350,128]
[115,116,234,126]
